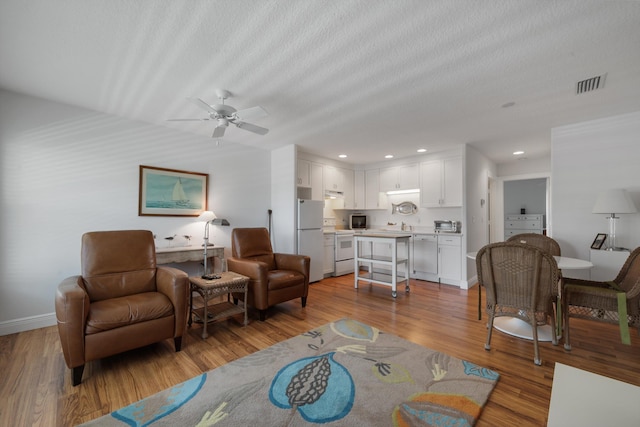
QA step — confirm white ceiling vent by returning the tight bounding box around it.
[576,74,606,94]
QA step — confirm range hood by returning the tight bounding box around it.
[325,190,344,199]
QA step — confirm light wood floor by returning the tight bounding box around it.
[2,275,639,426]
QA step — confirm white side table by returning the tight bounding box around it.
[590,249,629,281]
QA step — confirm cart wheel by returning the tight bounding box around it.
[392,290,397,298]
[405,285,410,293]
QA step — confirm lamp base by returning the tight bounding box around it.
[605,246,629,251]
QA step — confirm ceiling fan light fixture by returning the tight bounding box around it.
[217,118,229,127]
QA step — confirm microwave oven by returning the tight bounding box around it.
[350,214,367,230]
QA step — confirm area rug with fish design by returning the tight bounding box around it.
[79,318,499,426]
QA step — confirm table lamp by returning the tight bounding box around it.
[196,211,230,277]
[592,189,637,251]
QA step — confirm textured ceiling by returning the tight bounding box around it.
[1,0,640,165]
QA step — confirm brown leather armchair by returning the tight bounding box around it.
[55,230,189,386]
[227,227,310,321]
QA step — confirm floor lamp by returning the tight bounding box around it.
[592,189,637,251]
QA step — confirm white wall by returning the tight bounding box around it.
[552,110,640,278]
[504,178,547,218]
[464,145,497,287]
[0,89,272,334]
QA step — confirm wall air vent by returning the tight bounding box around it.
[576,74,606,94]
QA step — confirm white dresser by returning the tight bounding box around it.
[504,214,544,237]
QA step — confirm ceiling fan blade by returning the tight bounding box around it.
[234,121,269,135]
[166,118,210,121]
[188,97,216,113]
[212,126,226,138]
[234,106,268,121]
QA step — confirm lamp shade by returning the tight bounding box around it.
[196,211,217,222]
[592,189,637,214]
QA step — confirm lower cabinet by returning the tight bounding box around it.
[323,233,335,276]
[411,233,462,286]
[437,235,462,284]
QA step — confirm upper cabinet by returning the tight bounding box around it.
[297,159,323,201]
[365,169,383,209]
[353,170,365,210]
[297,159,311,187]
[310,163,324,201]
[342,169,356,209]
[324,165,344,192]
[379,164,419,193]
[420,157,463,207]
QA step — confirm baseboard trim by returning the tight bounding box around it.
[0,313,56,336]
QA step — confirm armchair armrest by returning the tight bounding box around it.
[156,266,189,336]
[274,253,310,279]
[227,257,270,308]
[55,276,89,369]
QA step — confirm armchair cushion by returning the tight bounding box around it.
[85,292,174,335]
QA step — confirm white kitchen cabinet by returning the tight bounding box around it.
[379,164,419,192]
[504,214,543,236]
[420,157,463,207]
[297,159,311,187]
[324,233,336,276]
[310,162,324,201]
[342,168,355,209]
[590,249,629,281]
[437,234,462,283]
[412,233,438,281]
[365,169,383,209]
[324,165,345,192]
[353,170,365,209]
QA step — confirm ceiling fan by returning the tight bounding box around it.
[168,89,269,138]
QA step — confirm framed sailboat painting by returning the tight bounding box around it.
[138,165,208,216]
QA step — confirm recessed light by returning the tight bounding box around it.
[417,148,427,153]
[385,154,394,159]
[338,154,347,158]
[513,151,525,155]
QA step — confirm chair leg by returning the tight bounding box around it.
[531,315,541,366]
[301,296,307,307]
[72,365,84,386]
[484,314,494,351]
[174,336,183,352]
[550,305,558,346]
[259,310,266,321]
[563,310,572,351]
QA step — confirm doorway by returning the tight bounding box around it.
[490,174,551,241]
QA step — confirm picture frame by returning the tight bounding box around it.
[590,233,607,250]
[139,165,208,216]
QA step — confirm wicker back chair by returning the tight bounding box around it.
[476,242,560,365]
[506,233,561,256]
[563,247,640,350]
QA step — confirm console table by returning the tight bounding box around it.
[156,246,224,273]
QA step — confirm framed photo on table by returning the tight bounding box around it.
[590,233,607,250]
[139,165,208,216]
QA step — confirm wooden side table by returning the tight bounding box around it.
[188,271,249,339]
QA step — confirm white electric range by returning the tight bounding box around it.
[323,219,355,276]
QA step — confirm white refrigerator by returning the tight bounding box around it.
[297,199,324,283]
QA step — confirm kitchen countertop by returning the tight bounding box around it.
[324,228,463,236]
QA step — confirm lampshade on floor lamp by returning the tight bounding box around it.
[592,189,637,251]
